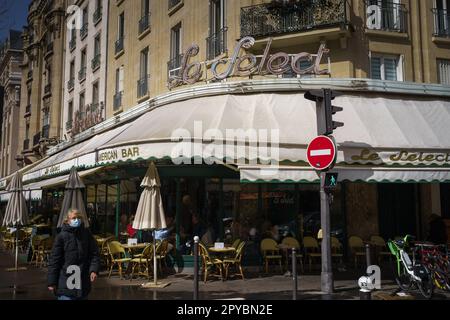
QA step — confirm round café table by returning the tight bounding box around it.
[207,247,236,281]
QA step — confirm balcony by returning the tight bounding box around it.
[27,70,33,79]
[44,84,51,95]
[365,1,407,33]
[69,36,76,51]
[137,76,149,99]
[93,6,102,25]
[42,125,50,139]
[113,91,123,111]
[433,9,450,38]
[23,139,30,151]
[66,120,73,131]
[240,0,347,38]
[67,78,75,91]
[33,132,41,146]
[206,27,228,60]
[167,54,183,78]
[80,23,88,39]
[91,54,101,71]
[115,37,124,55]
[139,14,150,35]
[78,67,86,81]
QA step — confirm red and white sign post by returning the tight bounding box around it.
[306,136,337,171]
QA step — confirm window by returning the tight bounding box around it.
[81,6,88,38]
[70,60,75,79]
[25,123,30,140]
[115,66,124,94]
[138,47,149,98]
[79,92,85,115]
[434,0,450,37]
[92,82,99,107]
[94,35,101,57]
[367,0,406,32]
[438,59,450,85]
[92,35,101,70]
[68,101,73,122]
[207,0,227,59]
[370,54,403,81]
[27,87,31,105]
[169,23,182,76]
[139,0,151,34]
[43,112,50,127]
[116,12,125,54]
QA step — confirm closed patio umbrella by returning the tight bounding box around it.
[57,167,89,228]
[133,162,167,287]
[2,171,29,271]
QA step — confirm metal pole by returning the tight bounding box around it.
[365,243,371,268]
[193,236,199,300]
[292,247,297,300]
[153,229,158,285]
[320,172,333,294]
[175,179,181,251]
[15,228,18,271]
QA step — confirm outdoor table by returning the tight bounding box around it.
[121,243,149,257]
[207,247,236,281]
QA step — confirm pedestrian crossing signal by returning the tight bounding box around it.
[324,173,338,189]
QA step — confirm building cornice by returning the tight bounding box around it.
[47,78,450,155]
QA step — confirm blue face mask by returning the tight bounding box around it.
[69,218,81,228]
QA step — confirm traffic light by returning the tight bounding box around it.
[305,89,344,136]
[324,172,339,190]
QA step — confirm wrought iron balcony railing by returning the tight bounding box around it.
[139,14,150,35]
[366,1,407,33]
[78,67,86,81]
[91,54,101,71]
[93,6,102,25]
[69,36,76,51]
[169,0,181,10]
[33,132,41,146]
[42,125,50,139]
[91,102,99,112]
[27,70,33,79]
[23,139,30,151]
[115,37,124,54]
[167,54,183,78]
[206,27,228,60]
[137,76,149,98]
[433,9,450,38]
[25,104,31,115]
[114,91,123,110]
[80,23,88,39]
[240,0,347,38]
[67,78,75,91]
[46,42,53,55]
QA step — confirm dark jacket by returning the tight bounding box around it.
[47,223,100,298]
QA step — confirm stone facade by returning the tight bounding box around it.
[0,30,23,177]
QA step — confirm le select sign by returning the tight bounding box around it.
[307,136,337,171]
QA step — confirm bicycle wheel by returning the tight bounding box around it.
[392,259,412,291]
[431,269,448,291]
[417,274,434,299]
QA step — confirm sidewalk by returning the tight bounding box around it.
[0,250,448,300]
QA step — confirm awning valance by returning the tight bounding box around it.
[240,165,450,183]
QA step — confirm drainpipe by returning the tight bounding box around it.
[103,0,110,121]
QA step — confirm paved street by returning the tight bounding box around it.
[1,250,449,300]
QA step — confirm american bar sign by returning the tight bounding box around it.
[168,37,330,89]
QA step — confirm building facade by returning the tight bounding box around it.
[62,0,109,140]
[16,0,67,166]
[0,30,23,178]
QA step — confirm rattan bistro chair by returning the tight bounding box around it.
[108,241,131,279]
[199,242,224,283]
[331,237,344,266]
[303,236,322,271]
[129,245,153,281]
[223,241,246,280]
[370,235,392,264]
[281,237,304,273]
[260,238,283,274]
[348,236,366,268]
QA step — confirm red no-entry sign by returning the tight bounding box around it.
[307,136,337,171]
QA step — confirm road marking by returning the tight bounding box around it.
[310,149,332,156]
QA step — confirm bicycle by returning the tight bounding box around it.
[416,243,450,291]
[387,235,434,299]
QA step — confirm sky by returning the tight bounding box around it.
[0,0,30,42]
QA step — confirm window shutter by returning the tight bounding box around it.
[384,57,397,81]
[371,57,382,80]
[438,59,450,85]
